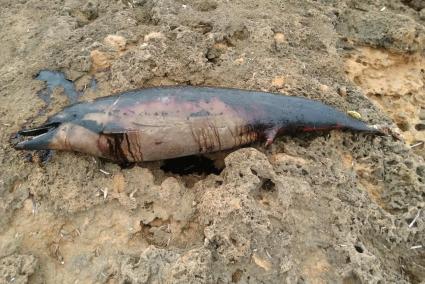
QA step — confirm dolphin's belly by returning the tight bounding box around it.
[135,117,259,161]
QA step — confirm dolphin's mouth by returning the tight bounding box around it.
[18,122,60,137]
[15,122,61,150]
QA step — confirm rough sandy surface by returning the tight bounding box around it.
[0,0,424,283]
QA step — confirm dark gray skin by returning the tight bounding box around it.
[15,86,394,163]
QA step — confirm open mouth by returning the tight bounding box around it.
[14,122,61,150]
[18,122,60,137]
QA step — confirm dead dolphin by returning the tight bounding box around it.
[15,86,391,163]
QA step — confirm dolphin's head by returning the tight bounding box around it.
[14,103,105,157]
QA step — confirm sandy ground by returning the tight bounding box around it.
[0,0,424,283]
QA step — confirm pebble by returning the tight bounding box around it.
[144,32,166,42]
[319,84,329,92]
[418,108,425,120]
[252,253,272,271]
[337,86,347,97]
[103,35,127,51]
[274,33,285,43]
[90,50,113,71]
[271,76,285,88]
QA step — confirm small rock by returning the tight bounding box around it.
[337,86,347,96]
[104,35,127,51]
[81,0,98,20]
[90,50,114,71]
[252,253,272,271]
[394,113,410,131]
[271,76,285,88]
[274,33,285,43]
[234,57,244,65]
[144,32,166,42]
[113,173,125,193]
[273,33,286,51]
[132,0,147,5]
[419,108,425,120]
[319,84,329,92]
[270,153,307,166]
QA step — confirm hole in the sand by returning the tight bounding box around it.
[354,244,364,253]
[161,155,222,175]
[417,166,425,176]
[230,237,237,245]
[415,123,425,131]
[261,179,276,192]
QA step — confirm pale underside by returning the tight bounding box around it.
[84,96,260,162]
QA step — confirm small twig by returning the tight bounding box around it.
[410,245,422,250]
[265,249,272,259]
[99,188,108,199]
[409,210,421,228]
[99,169,110,175]
[31,197,38,215]
[410,141,424,149]
[129,189,137,198]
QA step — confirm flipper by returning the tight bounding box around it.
[264,127,280,147]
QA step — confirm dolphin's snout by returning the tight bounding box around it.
[15,123,61,150]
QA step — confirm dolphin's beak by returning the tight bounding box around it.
[15,123,60,150]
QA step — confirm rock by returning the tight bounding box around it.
[274,33,285,43]
[81,0,98,20]
[273,32,286,51]
[252,254,272,271]
[103,35,127,51]
[144,32,166,42]
[271,76,285,88]
[113,173,125,193]
[90,50,114,71]
[419,108,425,120]
[338,86,347,96]
[319,84,330,92]
[234,57,244,65]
